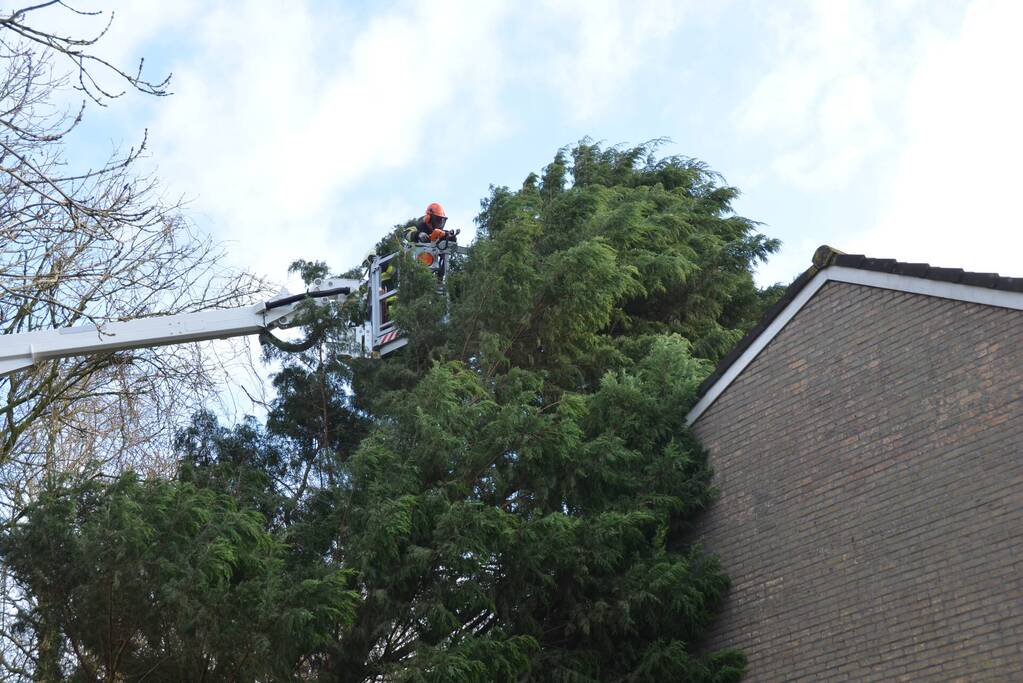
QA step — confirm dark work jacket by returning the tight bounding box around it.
[404,218,433,244]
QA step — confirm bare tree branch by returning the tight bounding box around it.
[0,2,170,104]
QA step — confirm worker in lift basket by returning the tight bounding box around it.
[403,202,449,244]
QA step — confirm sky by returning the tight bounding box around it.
[49,0,1023,292]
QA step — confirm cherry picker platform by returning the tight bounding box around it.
[366,229,461,356]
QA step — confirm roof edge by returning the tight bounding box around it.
[686,246,1023,427]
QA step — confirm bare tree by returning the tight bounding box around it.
[0,3,275,676]
[0,2,273,482]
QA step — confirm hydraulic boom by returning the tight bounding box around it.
[0,229,464,378]
[0,277,361,378]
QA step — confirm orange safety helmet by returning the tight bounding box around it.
[424,202,448,229]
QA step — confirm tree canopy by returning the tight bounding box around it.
[3,142,780,681]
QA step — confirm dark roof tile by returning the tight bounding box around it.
[994,277,1023,293]
[891,262,930,277]
[926,267,965,283]
[960,272,1001,288]
[832,254,866,268]
[859,257,899,272]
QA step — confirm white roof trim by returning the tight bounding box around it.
[685,265,1023,426]
[826,266,1023,310]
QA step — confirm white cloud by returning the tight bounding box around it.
[60,0,1022,298]
[735,0,948,190]
[734,0,1021,287]
[846,0,1023,275]
[98,0,202,69]
[539,0,689,121]
[110,0,700,290]
[137,0,512,284]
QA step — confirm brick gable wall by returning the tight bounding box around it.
[692,281,1023,681]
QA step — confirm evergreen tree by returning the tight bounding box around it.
[1,473,357,680]
[3,142,779,681]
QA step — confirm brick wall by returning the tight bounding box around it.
[692,281,1023,681]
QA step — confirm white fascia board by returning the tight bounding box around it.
[685,270,829,427]
[826,266,1023,311]
[685,266,1023,427]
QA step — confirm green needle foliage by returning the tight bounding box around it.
[1,473,358,680]
[3,142,779,681]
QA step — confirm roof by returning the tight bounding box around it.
[687,245,1023,426]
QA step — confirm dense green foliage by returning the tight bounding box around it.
[3,142,779,681]
[2,473,357,680]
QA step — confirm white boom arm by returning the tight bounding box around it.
[0,278,361,378]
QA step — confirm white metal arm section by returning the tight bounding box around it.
[0,278,361,378]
